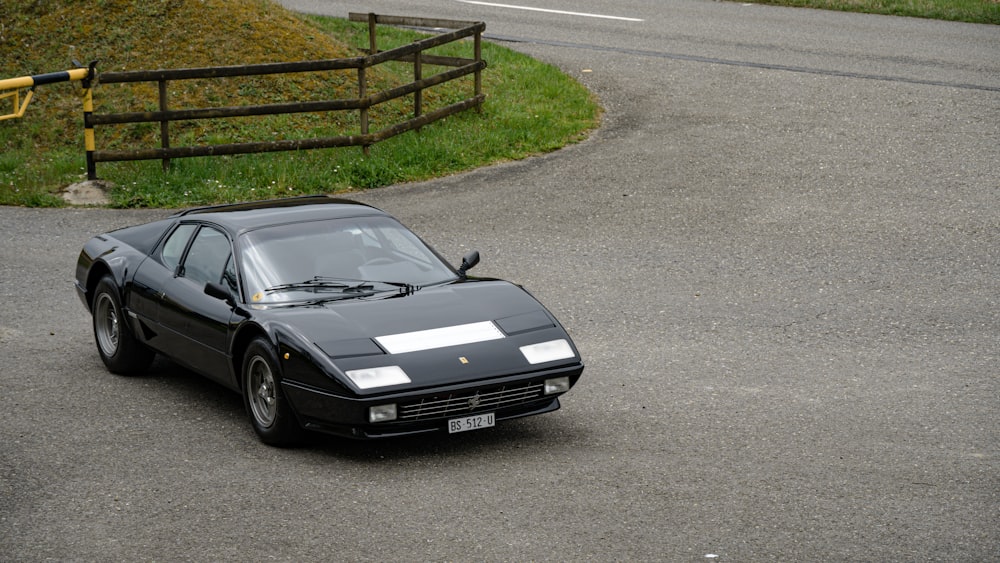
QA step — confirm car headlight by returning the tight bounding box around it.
[520,339,575,365]
[369,403,398,423]
[345,366,411,389]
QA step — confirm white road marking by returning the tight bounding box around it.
[456,0,644,22]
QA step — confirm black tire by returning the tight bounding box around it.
[242,337,301,446]
[92,275,155,375]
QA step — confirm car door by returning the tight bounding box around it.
[129,222,198,350]
[156,224,238,387]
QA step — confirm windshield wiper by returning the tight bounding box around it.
[264,277,374,294]
[265,276,421,297]
[371,280,420,295]
[317,275,421,295]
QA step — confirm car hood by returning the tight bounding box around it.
[267,279,578,393]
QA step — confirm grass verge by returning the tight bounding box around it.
[746,0,999,24]
[0,4,599,208]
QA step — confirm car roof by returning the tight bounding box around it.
[171,195,389,233]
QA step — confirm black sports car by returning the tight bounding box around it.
[75,195,583,445]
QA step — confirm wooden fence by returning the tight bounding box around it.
[84,13,486,180]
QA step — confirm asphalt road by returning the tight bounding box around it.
[2,1,998,560]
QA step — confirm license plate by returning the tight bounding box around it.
[448,412,495,434]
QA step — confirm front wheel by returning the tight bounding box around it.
[92,275,154,375]
[242,337,301,446]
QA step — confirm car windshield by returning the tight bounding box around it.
[239,216,458,304]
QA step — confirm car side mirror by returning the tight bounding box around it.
[457,250,480,279]
[204,281,233,303]
[204,281,252,318]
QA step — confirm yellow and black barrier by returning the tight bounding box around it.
[0,67,91,121]
[0,62,98,177]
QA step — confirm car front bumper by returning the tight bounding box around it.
[281,363,583,439]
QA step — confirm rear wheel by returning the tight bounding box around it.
[92,275,154,375]
[242,337,301,446]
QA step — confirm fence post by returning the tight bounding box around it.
[158,79,171,172]
[474,30,482,113]
[358,66,369,156]
[360,12,377,156]
[82,62,98,180]
[414,50,423,131]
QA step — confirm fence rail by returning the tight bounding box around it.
[85,13,486,180]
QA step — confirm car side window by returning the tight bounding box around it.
[161,224,198,272]
[181,227,232,286]
[222,254,239,297]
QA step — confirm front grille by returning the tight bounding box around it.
[398,382,545,421]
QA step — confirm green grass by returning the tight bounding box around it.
[747,0,999,24]
[0,7,599,208]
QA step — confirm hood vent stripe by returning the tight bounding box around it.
[375,321,505,354]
